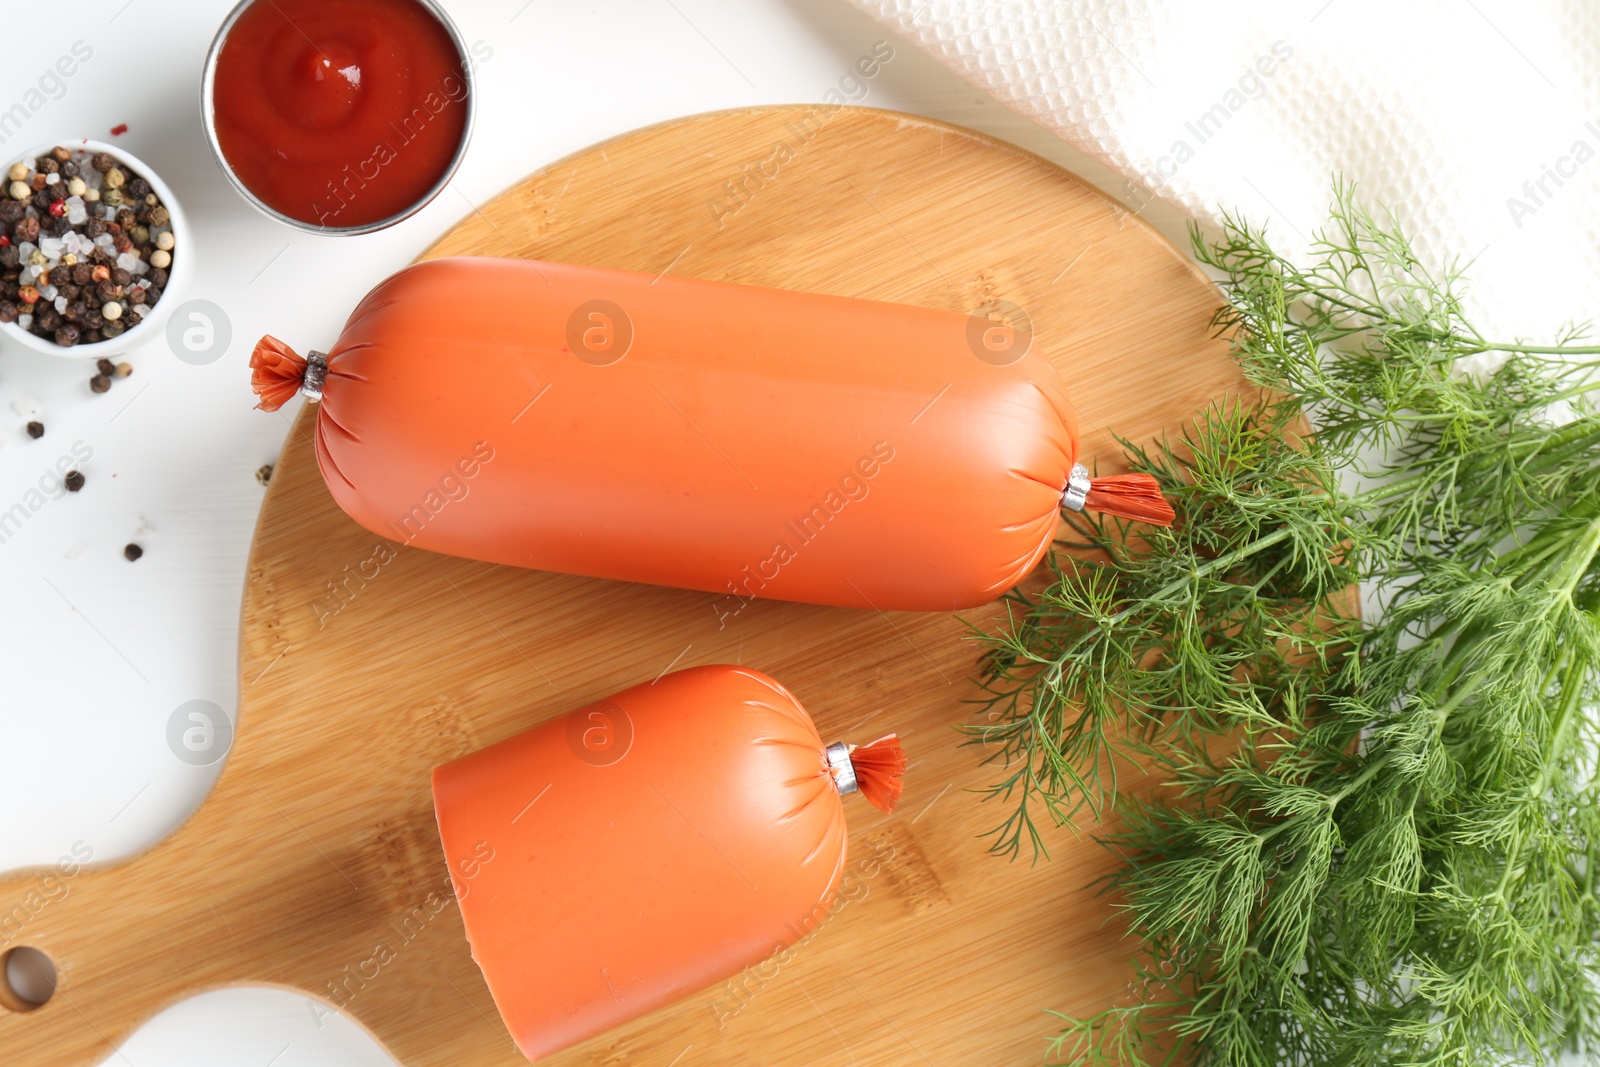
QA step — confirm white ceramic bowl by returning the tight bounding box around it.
[0,139,190,359]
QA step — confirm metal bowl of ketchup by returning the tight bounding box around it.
[201,0,476,236]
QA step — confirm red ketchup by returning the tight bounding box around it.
[211,0,469,228]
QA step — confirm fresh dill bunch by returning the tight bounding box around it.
[972,182,1600,1066]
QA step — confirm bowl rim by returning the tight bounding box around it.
[199,0,477,237]
[0,137,190,358]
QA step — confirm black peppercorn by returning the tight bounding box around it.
[55,324,80,347]
[0,301,16,323]
[149,267,168,288]
[85,217,107,238]
[126,178,150,199]
[123,543,143,561]
[102,321,123,338]
[72,263,92,285]
[91,152,114,173]
[83,329,101,344]
[96,357,115,375]
[85,310,104,330]
[37,157,59,175]
[89,372,109,392]
[64,470,84,491]
[25,421,43,439]
[0,200,22,223]
[14,216,40,242]
[60,160,78,179]
[65,301,87,323]
[110,267,131,287]
[97,280,123,301]
[115,209,136,230]
[35,306,60,332]
[126,286,146,306]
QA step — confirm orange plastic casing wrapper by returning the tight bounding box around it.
[304,257,1077,611]
[431,665,849,1061]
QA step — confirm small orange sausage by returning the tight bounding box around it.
[431,665,900,1061]
[253,257,1169,610]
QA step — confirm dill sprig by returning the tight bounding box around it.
[971,182,1600,1065]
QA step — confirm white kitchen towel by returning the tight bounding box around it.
[849,0,1600,347]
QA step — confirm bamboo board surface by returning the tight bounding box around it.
[0,106,1245,1066]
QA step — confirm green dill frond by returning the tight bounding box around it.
[979,181,1600,1066]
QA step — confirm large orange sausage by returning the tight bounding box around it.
[430,664,905,1061]
[252,257,1170,611]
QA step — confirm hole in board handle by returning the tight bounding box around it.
[0,946,56,1012]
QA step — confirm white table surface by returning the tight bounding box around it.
[0,1,1335,1064]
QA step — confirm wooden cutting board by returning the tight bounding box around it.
[0,106,1244,1066]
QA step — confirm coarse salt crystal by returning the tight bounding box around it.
[53,296,66,313]
[45,172,59,185]
[132,303,151,318]
[16,314,31,330]
[116,252,142,273]
[94,234,114,248]
[39,237,64,259]
[66,197,86,225]
[18,266,37,286]
[39,285,57,300]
